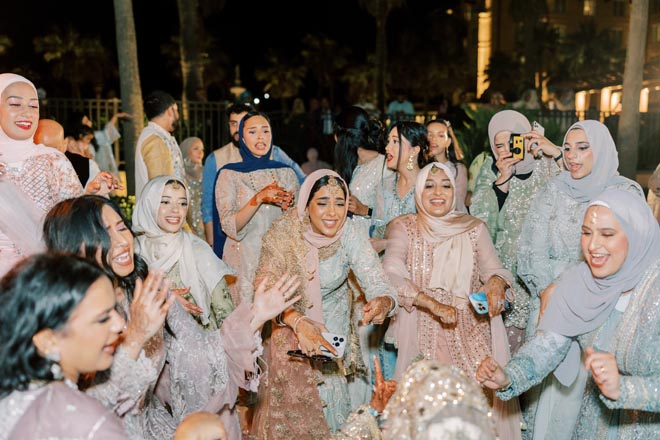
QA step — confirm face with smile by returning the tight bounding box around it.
[564,128,594,179]
[421,168,454,217]
[0,81,39,140]
[157,182,188,234]
[493,130,513,160]
[100,205,135,277]
[427,121,451,161]
[307,180,348,238]
[385,127,420,171]
[52,276,125,382]
[229,111,248,146]
[243,115,271,158]
[581,206,628,278]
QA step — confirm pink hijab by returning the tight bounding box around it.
[296,169,350,322]
[0,73,50,163]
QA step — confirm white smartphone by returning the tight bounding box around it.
[532,120,545,136]
[319,332,347,359]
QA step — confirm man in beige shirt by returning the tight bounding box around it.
[134,91,184,198]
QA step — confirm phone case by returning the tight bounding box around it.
[469,292,489,314]
[320,332,347,358]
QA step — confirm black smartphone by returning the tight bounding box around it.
[287,350,334,363]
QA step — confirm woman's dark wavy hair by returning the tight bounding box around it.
[43,195,148,300]
[388,121,430,169]
[333,106,384,185]
[424,119,463,166]
[0,253,106,397]
[306,175,348,207]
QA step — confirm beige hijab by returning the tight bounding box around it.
[415,162,483,302]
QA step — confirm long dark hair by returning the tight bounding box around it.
[0,253,107,397]
[389,121,430,169]
[333,106,384,185]
[43,196,148,300]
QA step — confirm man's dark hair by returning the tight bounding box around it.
[144,90,176,120]
[225,103,252,118]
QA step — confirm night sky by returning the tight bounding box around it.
[1,0,449,100]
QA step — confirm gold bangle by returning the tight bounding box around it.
[491,274,510,289]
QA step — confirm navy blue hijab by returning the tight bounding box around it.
[212,111,291,258]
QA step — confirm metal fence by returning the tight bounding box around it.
[45,98,660,171]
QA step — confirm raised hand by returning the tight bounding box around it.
[476,356,511,390]
[171,286,204,316]
[123,270,175,359]
[256,181,290,208]
[250,274,301,332]
[85,171,123,196]
[369,355,397,413]
[585,347,620,400]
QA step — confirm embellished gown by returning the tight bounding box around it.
[215,167,299,306]
[470,156,560,352]
[515,178,644,440]
[251,213,396,438]
[498,259,660,439]
[383,214,521,440]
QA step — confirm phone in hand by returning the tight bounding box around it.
[287,350,334,363]
[469,292,511,315]
[297,332,347,359]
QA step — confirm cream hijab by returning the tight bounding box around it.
[415,162,482,301]
[132,176,234,324]
[0,73,51,163]
[487,110,535,175]
[296,169,350,322]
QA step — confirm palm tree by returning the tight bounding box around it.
[177,0,204,121]
[359,0,406,114]
[255,51,307,113]
[33,27,114,98]
[113,0,144,195]
[617,0,649,178]
[301,34,350,105]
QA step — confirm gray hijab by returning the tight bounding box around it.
[554,120,628,203]
[487,110,535,175]
[539,189,660,385]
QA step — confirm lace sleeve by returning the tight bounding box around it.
[498,330,572,400]
[345,219,397,308]
[469,157,499,242]
[599,375,660,412]
[382,217,419,312]
[516,181,558,296]
[84,345,159,417]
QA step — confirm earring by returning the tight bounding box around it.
[406,155,415,170]
[46,350,63,380]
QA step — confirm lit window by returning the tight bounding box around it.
[583,0,596,16]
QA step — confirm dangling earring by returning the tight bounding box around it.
[406,155,415,171]
[46,350,63,380]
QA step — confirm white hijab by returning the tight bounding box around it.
[132,176,234,324]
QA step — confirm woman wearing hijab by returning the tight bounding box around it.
[132,175,235,330]
[382,161,521,440]
[250,169,397,438]
[0,73,118,276]
[213,110,298,306]
[513,121,644,440]
[478,189,660,438]
[180,137,206,239]
[470,110,563,353]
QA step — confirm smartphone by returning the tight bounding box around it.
[509,134,525,160]
[469,291,511,315]
[532,121,545,136]
[287,349,334,363]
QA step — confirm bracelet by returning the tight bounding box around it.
[363,207,373,218]
[292,315,307,334]
[553,150,564,162]
[497,379,513,393]
[493,174,514,187]
[275,313,287,327]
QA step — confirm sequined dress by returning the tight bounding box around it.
[184,159,205,239]
[498,259,660,439]
[251,213,397,438]
[515,177,644,440]
[0,150,82,276]
[470,156,560,350]
[372,172,416,240]
[215,167,299,306]
[383,214,521,440]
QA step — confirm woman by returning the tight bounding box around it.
[470,110,562,352]
[478,189,660,438]
[383,161,521,440]
[425,118,468,212]
[181,136,206,239]
[515,120,645,440]
[250,169,397,437]
[213,110,298,306]
[0,73,118,276]
[371,121,428,248]
[44,195,301,440]
[0,253,127,439]
[132,176,235,329]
